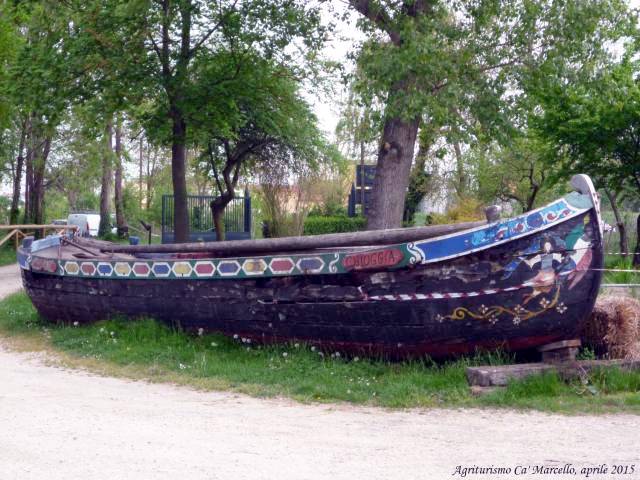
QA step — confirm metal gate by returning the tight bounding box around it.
[161,191,252,243]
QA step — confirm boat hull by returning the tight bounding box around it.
[20,209,603,358]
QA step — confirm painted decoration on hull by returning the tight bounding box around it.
[430,214,594,326]
[24,192,593,281]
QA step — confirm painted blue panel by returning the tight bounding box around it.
[218,262,240,274]
[299,258,323,271]
[98,264,113,275]
[417,199,581,262]
[153,264,171,275]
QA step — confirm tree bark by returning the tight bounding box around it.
[139,136,144,209]
[114,119,128,238]
[171,111,190,243]
[453,141,466,197]
[99,122,113,237]
[31,137,49,226]
[366,115,420,230]
[212,203,227,241]
[604,189,628,257]
[10,119,27,225]
[634,213,640,267]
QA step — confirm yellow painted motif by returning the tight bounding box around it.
[438,285,562,325]
[115,262,131,276]
[65,262,79,274]
[173,262,192,276]
[243,259,266,274]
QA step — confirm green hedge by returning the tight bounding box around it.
[303,216,367,235]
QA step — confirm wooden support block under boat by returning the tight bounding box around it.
[99,220,486,255]
[537,339,582,363]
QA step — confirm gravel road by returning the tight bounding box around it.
[1,262,639,480]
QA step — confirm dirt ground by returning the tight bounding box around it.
[1,262,639,480]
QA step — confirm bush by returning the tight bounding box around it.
[303,216,367,235]
[425,197,484,225]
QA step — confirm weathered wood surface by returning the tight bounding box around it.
[538,339,582,363]
[100,220,486,255]
[466,359,640,387]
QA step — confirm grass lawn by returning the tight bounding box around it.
[1,291,639,413]
[0,245,17,266]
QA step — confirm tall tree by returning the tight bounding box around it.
[98,122,113,237]
[76,0,326,242]
[348,0,634,230]
[193,53,334,240]
[535,57,640,262]
[114,118,128,237]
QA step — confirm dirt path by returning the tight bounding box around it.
[1,263,639,480]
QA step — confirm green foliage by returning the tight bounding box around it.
[534,56,640,198]
[303,216,367,235]
[426,198,484,225]
[602,257,640,285]
[0,245,17,266]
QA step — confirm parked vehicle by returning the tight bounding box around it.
[67,212,101,237]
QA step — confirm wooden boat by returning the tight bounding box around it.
[18,174,604,358]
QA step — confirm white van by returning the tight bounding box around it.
[67,213,101,237]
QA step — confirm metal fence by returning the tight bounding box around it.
[161,193,251,243]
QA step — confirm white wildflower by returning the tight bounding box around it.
[282,352,288,357]
[73,321,79,327]
[233,334,239,339]
[211,342,218,347]
[197,328,204,336]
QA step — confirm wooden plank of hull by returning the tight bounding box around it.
[20,210,603,359]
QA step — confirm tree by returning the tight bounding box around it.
[193,53,334,240]
[98,122,113,237]
[534,57,640,261]
[77,0,327,242]
[347,0,634,230]
[114,118,128,237]
[2,1,77,226]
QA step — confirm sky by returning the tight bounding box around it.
[308,2,364,138]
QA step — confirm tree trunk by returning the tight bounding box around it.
[634,213,640,267]
[604,189,628,257]
[114,120,128,238]
[171,111,189,243]
[99,122,113,237]
[10,119,27,225]
[23,117,34,223]
[139,137,144,209]
[31,137,50,226]
[210,191,235,242]
[23,116,49,230]
[146,148,153,212]
[453,141,466,197]
[212,204,226,241]
[366,115,420,230]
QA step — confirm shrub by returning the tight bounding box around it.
[303,216,367,235]
[425,197,484,225]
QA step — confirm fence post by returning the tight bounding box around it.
[244,187,252,235]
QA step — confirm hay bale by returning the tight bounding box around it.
[581,295,640,360]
